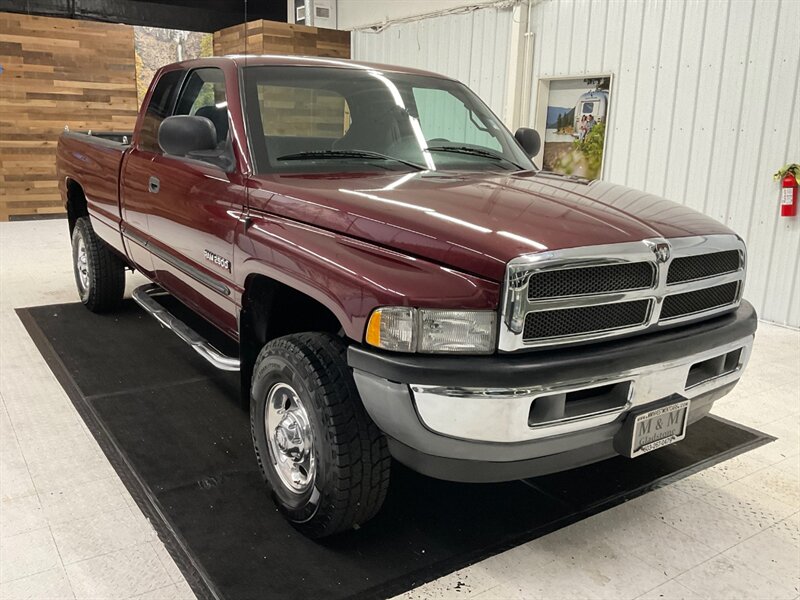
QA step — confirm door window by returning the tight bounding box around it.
[138,69,184,153]
[174,68,229,145]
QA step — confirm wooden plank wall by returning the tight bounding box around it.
[213,20,350,58]
[0,12,138,220]
[0,16,348,221]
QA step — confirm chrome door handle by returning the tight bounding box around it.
[148,176,160,193]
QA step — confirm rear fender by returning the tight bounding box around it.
[57,133,128,256]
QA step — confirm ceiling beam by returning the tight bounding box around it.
[0,0,287,32]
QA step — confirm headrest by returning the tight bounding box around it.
[194,105,229,142]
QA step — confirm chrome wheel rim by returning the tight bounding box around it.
[76,237,90,293]
[265,382,316,494]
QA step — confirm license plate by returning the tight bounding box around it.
[615,397,690,458]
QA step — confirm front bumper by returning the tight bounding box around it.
[348,301,758,482]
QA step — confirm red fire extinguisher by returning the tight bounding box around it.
[781,172,798,217]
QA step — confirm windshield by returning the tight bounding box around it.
[241,66,533,174]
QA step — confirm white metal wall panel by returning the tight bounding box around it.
[530,0,800,327]
[352,5,515,121]
[662,0,708,214]
[757,0,800,325]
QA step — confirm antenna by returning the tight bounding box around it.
[243,0,250,214]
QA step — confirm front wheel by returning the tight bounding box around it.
[71,217,125,313]
[250,332,391,538]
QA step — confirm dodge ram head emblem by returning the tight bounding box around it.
[650,242,671,263]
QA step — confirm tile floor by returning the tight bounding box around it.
[0,220,798,600]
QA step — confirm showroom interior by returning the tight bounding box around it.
[0,0,798,598]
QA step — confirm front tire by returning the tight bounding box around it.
[250,333,391,538]
[71,217,125,313]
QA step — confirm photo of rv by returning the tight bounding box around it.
[573,88,609,139]
[541,76,611,180]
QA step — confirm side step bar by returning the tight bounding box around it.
[132,284,240,372]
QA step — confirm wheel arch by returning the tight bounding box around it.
[65,178,88,235]
[237,271,351,406]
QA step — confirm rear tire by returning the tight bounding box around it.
[71,217,125,313]
[250,332,391,538]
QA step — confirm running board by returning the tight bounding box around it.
[132,284,240,372]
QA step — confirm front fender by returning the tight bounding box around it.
[236,212,500,342]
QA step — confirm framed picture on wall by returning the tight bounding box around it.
[533,75,612,180]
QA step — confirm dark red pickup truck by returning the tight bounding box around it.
[56,56,756,537]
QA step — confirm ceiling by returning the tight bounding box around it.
[0,0,287,32]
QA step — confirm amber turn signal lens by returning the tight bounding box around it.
[366,310,382,347]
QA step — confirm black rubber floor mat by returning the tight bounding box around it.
[17,302,772,600]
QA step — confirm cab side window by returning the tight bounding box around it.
[174,68,229,147]
[138,69,184,153]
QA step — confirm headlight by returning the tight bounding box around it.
[418,309,496,353]
[365,308,496,354]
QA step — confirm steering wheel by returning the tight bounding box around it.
[426,138,450,145]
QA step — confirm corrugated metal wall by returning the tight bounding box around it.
[352,0,799,328]
[352,5,515,121]
[530,0,800,327]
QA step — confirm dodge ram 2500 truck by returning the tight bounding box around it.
[56,56,756,538]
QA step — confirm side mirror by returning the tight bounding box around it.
[158,115,217,157]
[514,127,541,158]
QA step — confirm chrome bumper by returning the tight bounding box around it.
[350,302,757,480]
[409,335,752,443]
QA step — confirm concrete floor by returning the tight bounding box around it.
[0,219,798,600]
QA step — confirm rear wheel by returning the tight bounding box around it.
[71,217,125,312]
[250,332,391,538]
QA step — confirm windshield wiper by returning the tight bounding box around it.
[276,150,426,171]
[532,170,590,184]
[426,145,525,170]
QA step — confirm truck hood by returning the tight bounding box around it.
[249,170,734,282]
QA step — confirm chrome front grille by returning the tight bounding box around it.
[500,235,746,351]
[667,250,741,284]
[526,262,655,299]
[661,281,740,320]
[523,300,652,340]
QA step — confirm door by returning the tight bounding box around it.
[123,67,245,338]
[121,68,185,275]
